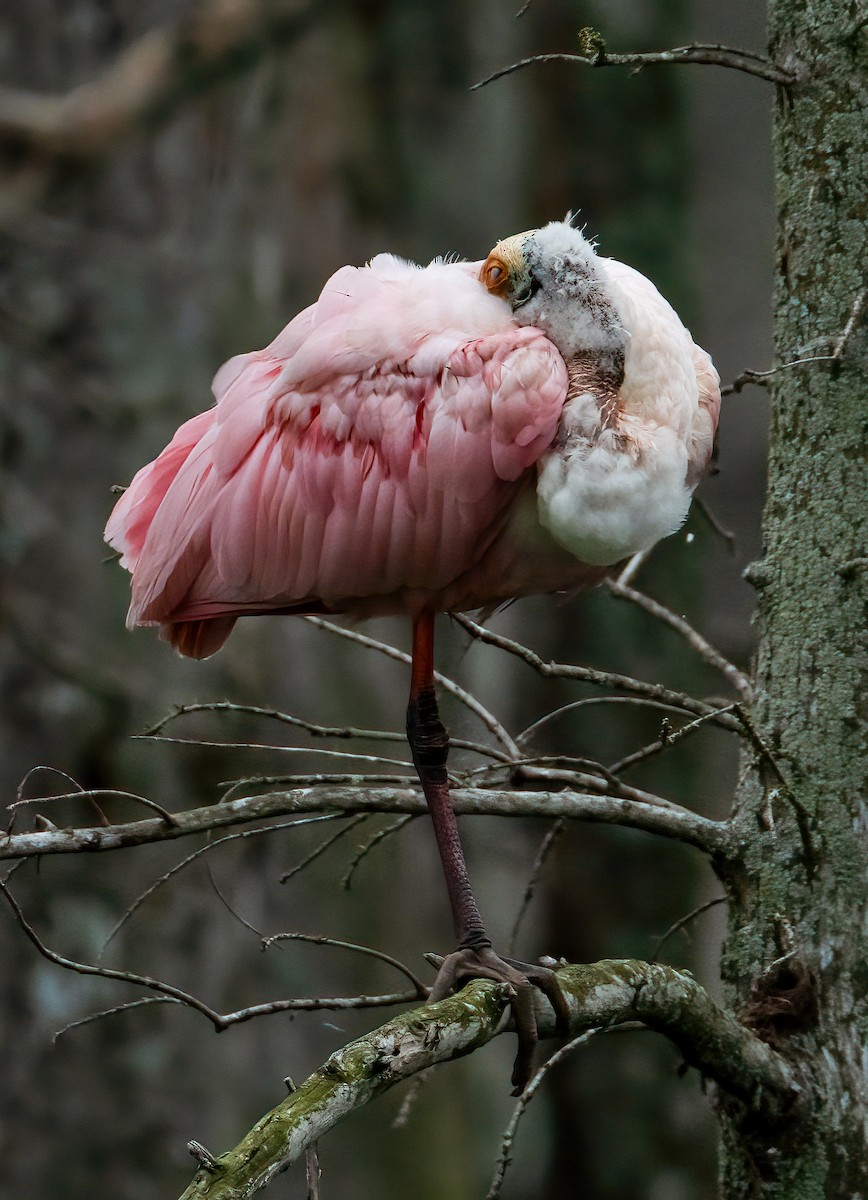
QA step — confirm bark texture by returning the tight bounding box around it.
[720,3,867,1195]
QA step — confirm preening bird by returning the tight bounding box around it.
[106,219,720,1091]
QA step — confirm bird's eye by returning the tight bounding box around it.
[481,256,509,295]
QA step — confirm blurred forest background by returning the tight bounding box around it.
[0,2,775,1197]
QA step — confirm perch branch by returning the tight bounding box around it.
[471,35,798,91]
[176,961,803,1199]
[0,783,729,861]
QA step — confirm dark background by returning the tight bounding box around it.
[0,2,773,1196]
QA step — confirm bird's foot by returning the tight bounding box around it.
[425,946,571,1094]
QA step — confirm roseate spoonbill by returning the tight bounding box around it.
[106,220,720,1091]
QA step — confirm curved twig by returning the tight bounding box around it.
[303,617,521,758]
[471,40,798,91]
[486,1028,600,1199]
[604,579,753,701]
[454,614,743,731]
[261,932,427,996]
[99,814,343,958]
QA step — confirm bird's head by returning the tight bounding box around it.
[480,220,625,373]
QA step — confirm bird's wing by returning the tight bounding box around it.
[106,260,568,657]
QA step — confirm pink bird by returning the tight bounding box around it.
[106,220,719,1090]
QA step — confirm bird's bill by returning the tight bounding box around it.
[480,231,535,308]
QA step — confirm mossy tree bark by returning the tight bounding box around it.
[719,3,867,1196]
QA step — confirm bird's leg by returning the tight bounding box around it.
[407,609,489,949]
[407,610,570,1093]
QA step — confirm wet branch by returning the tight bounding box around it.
[176,961,803,1199]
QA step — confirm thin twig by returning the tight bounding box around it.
[508,820,566,956]
[454,613,742,732]
[721,297,867,396]
[280,814,369,883]
[605,579,753,701]
[206,863,267,940]
[9,786,178,826]
[304,617,521,758]
[3,876,420,1024]
[139,734,414,772]
[0,876,229,1027]
[341,815,417,890]
[98,814,343,958]
[518,695,689,746]
[691,495,737,554]
[261,932,427,996]
[143,701,403,744]
[471,39,798,91]
[608,704,739,775]
[144,700,507,763]
[54,996,182,1041]
[15,765,110,827]
[650,897,728,962]
[486,1029,601,1199]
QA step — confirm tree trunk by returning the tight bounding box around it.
[721,3,867,1195]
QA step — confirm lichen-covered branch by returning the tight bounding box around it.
[177,961,803,1199]
[0,782,728,861]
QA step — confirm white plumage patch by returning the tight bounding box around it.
[536,419,692,565]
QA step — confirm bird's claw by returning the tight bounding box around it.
[426,946,571,1094]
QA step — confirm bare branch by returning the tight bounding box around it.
[454,613,743,731]
[54,996,183,1041]
[471,35,798,92]
[518,694,688,746]
[279,814,369,883]
[721,294,866,394]
[2,873,420,1029]
[650,896,728,962]
[609,704,739,775]
[604,579,753,702]
[99,814,343,957]
[340,815,417,890]
[486,1028,600,1199]
[261,932,427,996]
[508,820,566,955]
[304,617,521,757]
[0,782,730,862]
[176,961,803,1199]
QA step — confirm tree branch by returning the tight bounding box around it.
[471,32,799,92]
[604,578,753,701]
[454,613,744,731]
[0,782,729,862]
[176,961,803,1199]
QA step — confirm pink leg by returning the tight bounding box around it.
[407,609,489,948]
[407,611,571,1093]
